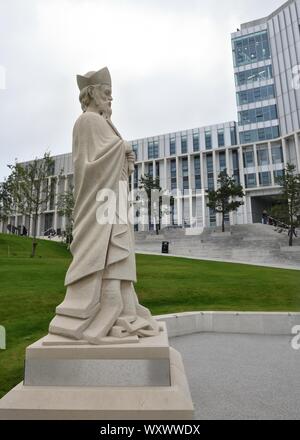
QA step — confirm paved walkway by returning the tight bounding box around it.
[170,333,300,420]
[136,251,300,271]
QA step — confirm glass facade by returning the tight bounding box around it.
[148,162,153,177]
[230,126,237,145]
[148,140,159,159]
[257,145,269,165]
[170,159,177,190]
[233,30,270,67]
[243,149,255,167]
[182,158,189,191]
[205,130,212,150]
[181,134,187,154]
[193,131,199,152]
[219,152,226,171]
[238,105,277,125]
[194,155,201,190]
[170,136,176,155]
[206,154,214,190]
[235,65,273,86]
[218,129,225,147]
[259,171,272,186]
[244,173,257,188]
[239,126,279,144]
[271,144,284,164]
[237,84,275,106]
[132,141,138,160]
[232,150,240,184]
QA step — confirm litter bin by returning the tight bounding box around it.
[162,241,169,254]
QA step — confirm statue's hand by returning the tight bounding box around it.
[124,141,133,154]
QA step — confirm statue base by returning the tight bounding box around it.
[0,323,194,420]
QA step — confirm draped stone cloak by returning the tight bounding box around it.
[64,111,136,286]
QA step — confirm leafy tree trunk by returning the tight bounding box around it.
[31,210,39,258]
[222,212,225,233]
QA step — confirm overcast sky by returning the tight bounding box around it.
[0,0,284,180]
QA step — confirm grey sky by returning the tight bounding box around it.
[0,0,284,180]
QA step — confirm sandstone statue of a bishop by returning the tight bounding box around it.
[49,67,160,344]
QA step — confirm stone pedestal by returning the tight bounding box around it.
[0,323,194,420]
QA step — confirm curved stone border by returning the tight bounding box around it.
[155,311,300,337]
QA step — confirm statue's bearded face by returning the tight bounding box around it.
[91,85,112,118]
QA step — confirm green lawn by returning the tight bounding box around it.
[0,232,299,398]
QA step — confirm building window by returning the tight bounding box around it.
[193,131,199,151]
[235,64,273,86]
[219,152,226,172]
[148,140,159,159]
[257,145,269,166]
[237,84,275,106]
[238,105,278,125]
[205,130,212,150]
[272,144,284,164]
[240,126,280,144]
[244,173,257,188]
[206,154,214,190]
[148,162,153,177]
[170,136,176,155]
[243,149,255,168]
[259,171,271,186]
[134,166,138,189]
[181,134,187,154]
[232,30,271,67]
[209,207,216,226]
[232,150,240,184]
[218,129,225,147]
[274,169,284,181]
[131,141,138,160]
[230,126,237,145]
[155,162,160,178]
[170,159,177,190]
[194,156,201,190]
[182,158,189,191]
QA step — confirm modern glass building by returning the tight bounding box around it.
[1,0,300,235]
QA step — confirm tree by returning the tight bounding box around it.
[0,180,13,225]
[272,163,300,247]
[138,174,173,234]
[206,171,245,232]
[57,183,75,248]
[6,152,55,257]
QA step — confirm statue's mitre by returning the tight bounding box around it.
[76,67,111,91]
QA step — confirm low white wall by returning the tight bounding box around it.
[155,311,300,337]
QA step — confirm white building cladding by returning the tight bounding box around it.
[1,0,300,235]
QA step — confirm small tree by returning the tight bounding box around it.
[272,163,300,247]
[138,174,173,234]
[57,184,75,249]
[6,152,55,257]
[206,171,245,232]
[0,180,13,226]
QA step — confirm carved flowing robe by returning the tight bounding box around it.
[65,111,136,286]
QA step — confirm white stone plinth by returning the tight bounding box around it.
[0,322,194,420]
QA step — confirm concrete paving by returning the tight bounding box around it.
[170,332,300,420]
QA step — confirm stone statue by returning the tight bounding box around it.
[49,67,160,344]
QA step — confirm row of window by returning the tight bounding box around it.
[237,84,275,106]
[244,170,284,188]
[144,127,238,159]
[235,65,273,87]
[243,144,283,167]
[232,30,271,67]
[238,105,278,125]
[239,126,280,144]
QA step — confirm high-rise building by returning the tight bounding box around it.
[1,0,300,236]
[232,0,300,143]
